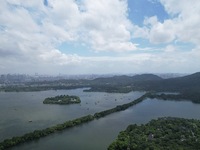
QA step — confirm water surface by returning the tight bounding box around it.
[12,98,200,150]
[0,88,144,141]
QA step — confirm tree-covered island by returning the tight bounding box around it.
[108,117,200,150]
[43,95,81,104]
[0,94,149,150]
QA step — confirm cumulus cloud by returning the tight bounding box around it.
[43,0,136,52]
[134,0,200,46]
[134,16,176,44]
[0,0,140,74]
[0,0,137,68]
[0,0,200,74]
[39,49,81,65]
[164,45,176,52]
[149,20,175,44]
[161,0,200,44]
[78,0,136,51]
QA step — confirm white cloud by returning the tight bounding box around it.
[79,49,200,74]
[78,0,136,51]
[39,49,81,65]
[0,0,200,74]
[160,0,200,44]
[149,19,175,44]
[0,0,140,74]
[44,0,136,52]
[135,0,200,46]
[164,45,176,52]
[134,16,176,44]
[0,0,137,65]
[143,16,158,26]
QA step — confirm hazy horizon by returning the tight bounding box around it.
[0,72,190,78]
[0,0,200,74]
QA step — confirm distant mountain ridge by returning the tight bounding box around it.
[132,74,162,81]
[90,72,200,89]
[88,72,200,102]
[1,72,199,101]
[141,72,200,92]
[91,74,162,85]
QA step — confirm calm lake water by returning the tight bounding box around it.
[0,88,144,142]
[1,89,200,150]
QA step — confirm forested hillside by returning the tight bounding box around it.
[108,117,200,150]
[88,72,200,102]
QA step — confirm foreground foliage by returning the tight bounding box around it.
[108,117,200,150]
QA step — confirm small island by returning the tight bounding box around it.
[108,117,200,150]
[43,95,81,105]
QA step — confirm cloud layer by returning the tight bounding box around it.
[0,0,200,74]
[136,0,200,45]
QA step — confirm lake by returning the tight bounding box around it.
[0,88,144,142]
[1,89,200,150]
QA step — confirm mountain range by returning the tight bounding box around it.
[88,72,200,102]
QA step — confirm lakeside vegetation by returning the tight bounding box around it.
[108,117,200,150]
[1,72,200,104]
[43,95,81,105]
[148,92,200,104]
[0,93,149,150]
[94,93,149,118]
[86,72,200,103]
[83,85,133,93]
[0,115,94,150]
[0,72,200,149]
[0,85,87,92]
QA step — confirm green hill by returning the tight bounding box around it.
[108,117,200,150]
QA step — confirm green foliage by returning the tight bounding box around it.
[108,117,200,150]
[0,115,94,150]
[87,72,200,103]
[1,72,200,103]
[94,93,149,118]
[148,92,200,104]
[43,95,81,104]
[1,85,87,92]
[0,94,149,150]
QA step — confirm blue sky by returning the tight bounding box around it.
[58,0,171,56]
[128,0,169,25]
[0,0,199,74]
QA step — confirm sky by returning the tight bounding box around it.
[0,0,200,75]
